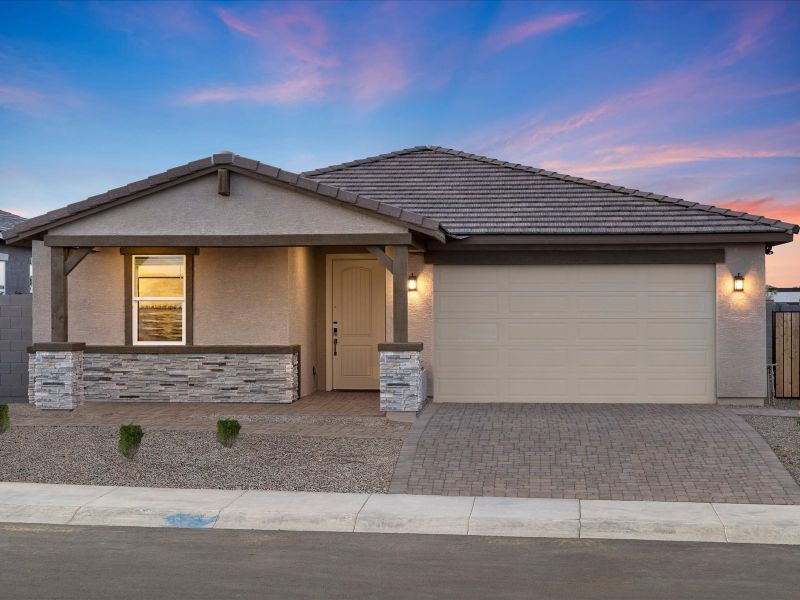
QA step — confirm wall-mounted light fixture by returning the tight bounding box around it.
[407,273,418,291]
[733,273,745,292]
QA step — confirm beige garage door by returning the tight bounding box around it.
[434,264,716,404]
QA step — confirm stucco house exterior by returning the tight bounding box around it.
[5,147,797,414]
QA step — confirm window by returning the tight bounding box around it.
[132,255,185,344]
[0,259,6,295]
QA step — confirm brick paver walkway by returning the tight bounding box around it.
[390,403,800,505]
[8,392,403,439]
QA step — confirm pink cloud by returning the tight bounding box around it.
[180,72,328,105]
[478,3,788,161]
[350,44,410,102]
[215,5,337,68]
[183,4,413,106]
[484,12,584,53]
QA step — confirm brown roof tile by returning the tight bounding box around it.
[303,146,799,237]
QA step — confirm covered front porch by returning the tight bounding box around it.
[22,156,438,416]
[29,240,429,416]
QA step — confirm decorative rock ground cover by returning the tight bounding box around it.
[0,425,405,493]
[745,416,800,487]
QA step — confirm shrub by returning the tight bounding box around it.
[119,423,144,458]
[217,419,241,448]
[0,404,8,434]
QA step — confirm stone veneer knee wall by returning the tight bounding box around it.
[28,345,300,407]
[28,347,85,409]
[378,343,427,414]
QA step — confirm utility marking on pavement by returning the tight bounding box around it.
[0,524,75,534]
[163,513,218,528]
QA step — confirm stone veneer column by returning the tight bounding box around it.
[379,342,427,421]
[29,343,86,410]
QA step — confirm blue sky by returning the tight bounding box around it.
[1,0,798,283]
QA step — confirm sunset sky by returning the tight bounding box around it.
[1,0,798,284]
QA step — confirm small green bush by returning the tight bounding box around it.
[119,423,144,458]
[217,419,241,448]
[0,404,8,434]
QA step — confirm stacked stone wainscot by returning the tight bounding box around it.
[28,345,300,407]
[379,342,427,417]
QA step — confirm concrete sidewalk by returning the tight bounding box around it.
[1,482,799,545]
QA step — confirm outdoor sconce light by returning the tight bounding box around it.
[733,273,745,292]
[407,273,418,291]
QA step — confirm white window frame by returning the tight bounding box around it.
[132,254,186,346]
[0,257,7,295]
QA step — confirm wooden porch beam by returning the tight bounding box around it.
[64,247,93,276]
[50,246,68,342]
[391,245,408,343]
[366,246,393,273]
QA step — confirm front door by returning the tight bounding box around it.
[331,258,386,390]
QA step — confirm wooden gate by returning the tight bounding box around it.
[775,311,800,398]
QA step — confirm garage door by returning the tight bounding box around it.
[434,264,716,403]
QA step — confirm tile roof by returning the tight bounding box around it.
[304,146,799,237]
[0,209,26,237]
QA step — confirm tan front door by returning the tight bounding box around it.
[332,258,386,389]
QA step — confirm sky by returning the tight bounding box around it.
[1,0,798,285]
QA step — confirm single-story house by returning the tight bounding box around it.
[5,147,797,414]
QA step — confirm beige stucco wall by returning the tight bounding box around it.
[31,241,51,343]
[288,246,317,396]
[408,252,434,391]
[68,248,125,344]
[194,247,289,345]
[50,174,407,237]
[716,244,767,402]
[33,243,125,344]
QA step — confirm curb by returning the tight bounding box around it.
[1,482,799,545]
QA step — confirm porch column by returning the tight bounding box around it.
[30,245,87,409]
[50,246,67,342]
[391,244,408,343]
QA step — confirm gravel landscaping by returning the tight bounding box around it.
[745,416,800,486]
[0,426,403,493]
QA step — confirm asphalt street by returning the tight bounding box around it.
[1,524,798,599]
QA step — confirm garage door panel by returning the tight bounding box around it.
[437,348,498,367]
[576,294,639,315]
[437,378,498,399]
[437,321,498,342]
[437,294,499,314]
[578,349,639,367]
[646,321,713,342]
[647,349,712,367]
[507,378,568,397]
[506,349,569,367]
[435,264,715,404]
[508,294,571,314]
[508,266,569,289]
[647,293,714,314]
[437,266,502,291]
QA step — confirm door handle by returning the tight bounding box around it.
[333,337,338,356]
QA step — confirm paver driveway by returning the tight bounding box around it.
[389,404,800,505]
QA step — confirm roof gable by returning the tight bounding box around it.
[304,146,799,238]
[4,153,444,243]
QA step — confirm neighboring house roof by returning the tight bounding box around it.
[3,153,445,244]
[0,209,26,242]
[304,146,799,237]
